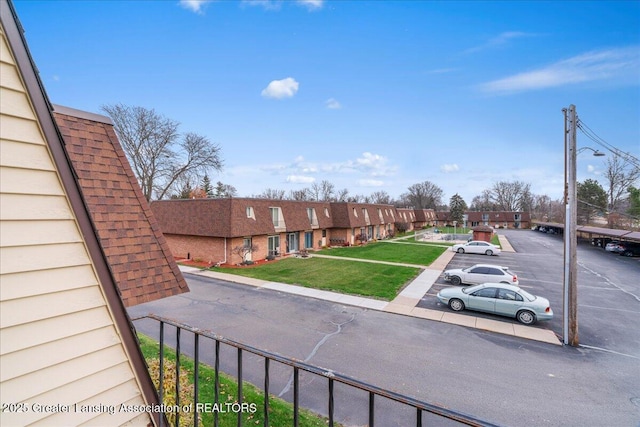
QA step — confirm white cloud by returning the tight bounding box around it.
[297,0,324,10]
[242,0,323,11]
[286,175,315,184]
[479,46,640,94]
[325,98,342,109]
[261,77,299,99]
[465,31,537,54]
[178,0,210,14]
[330,152,397,177]
[440,163,460,173]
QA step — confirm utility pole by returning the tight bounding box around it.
[563,105,579,346]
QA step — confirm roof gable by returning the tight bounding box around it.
[53,105,189,306]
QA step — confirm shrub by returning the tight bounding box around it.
[147,358,199,427]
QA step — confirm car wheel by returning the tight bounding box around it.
[485,250,493,256]
[457,248,465,254]
[623,251,633,257]
[517,310,536,325]
[449,299,465,312]
[450,276,462,286]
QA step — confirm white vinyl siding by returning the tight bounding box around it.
[0,25,151,426]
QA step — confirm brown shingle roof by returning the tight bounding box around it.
[53,105,189,306]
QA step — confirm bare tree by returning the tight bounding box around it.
[335,188,350,202]
[603,156,640,218]
[399,181,443,209]
[102,104,223,201]
[470,189,497,211]
[310,180,335,201]
[369,190,392,204]
[288,189,310,200]
[231,243,258,264]
[256,188,286,199]
[490,181,531,211]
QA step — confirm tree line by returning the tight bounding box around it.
[103,104,639,228]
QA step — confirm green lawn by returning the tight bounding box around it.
[138,333,333,427]
[316,241,446,265]
[218,256,420,300]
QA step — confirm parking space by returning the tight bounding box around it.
[416,250,558,331]
[418,229,640,355]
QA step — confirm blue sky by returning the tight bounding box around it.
[13,0,640,204]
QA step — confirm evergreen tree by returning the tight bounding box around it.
[449,193,468,225]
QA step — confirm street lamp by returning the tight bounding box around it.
[562,105,605,347]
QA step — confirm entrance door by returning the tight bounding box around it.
[243,238,252,261]
[287,232,299,253]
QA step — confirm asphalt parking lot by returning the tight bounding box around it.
[417,229,640,357]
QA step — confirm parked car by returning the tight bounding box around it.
[451,240,501,256]
[617,242,640,257]
[605,241,623,253]
[436,283,553,325]
[444,264,518,286]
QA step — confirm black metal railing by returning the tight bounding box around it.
[132,314,498,427]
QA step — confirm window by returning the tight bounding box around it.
[270,207,280,227]
[304,231,313,249]
[482,213,489,221]
[324,207,330,217]
[353,208,358,217]
[378,208,383,222]
[246,206,254,219]
[514,213,521,221]
[470,267,488,274]
[497,289,517,301]
[472,288,497,298]
[307,207,318,227]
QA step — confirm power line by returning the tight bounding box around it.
[576,119,640,169]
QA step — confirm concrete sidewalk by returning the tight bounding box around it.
[180,240,560,346]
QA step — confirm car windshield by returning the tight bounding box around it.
[518,289,536,302]
[462,285,482,294]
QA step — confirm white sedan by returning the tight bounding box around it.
[451,240,501,256]
[444,264,518,286]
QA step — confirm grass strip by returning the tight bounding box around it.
[316,240,446,265]
[138,333,333,427]
[217,257,420,300]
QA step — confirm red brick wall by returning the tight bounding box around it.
[164,234,227,264]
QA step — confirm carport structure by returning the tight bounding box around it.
[532,221,640,244]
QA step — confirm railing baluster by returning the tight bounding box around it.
[132,315,495,427]
[175,327,181,427]
[264,358,270,427]
[237,348,243,427]
[194,333,199,427]
[158,321,165,427]
[369,392,375,427]
[328,378,334,427]
[214,340,220,427]
[293,367,299,427]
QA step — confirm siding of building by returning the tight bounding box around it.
[0,9,153,426]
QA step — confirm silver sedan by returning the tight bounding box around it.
[436,283,553,325]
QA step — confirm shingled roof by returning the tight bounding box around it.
[53,105,189,306]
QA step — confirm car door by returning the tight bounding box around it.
[467,242,481,254]
[466,266,490,284]
[467,287,497,313]
[494,288,524,316]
